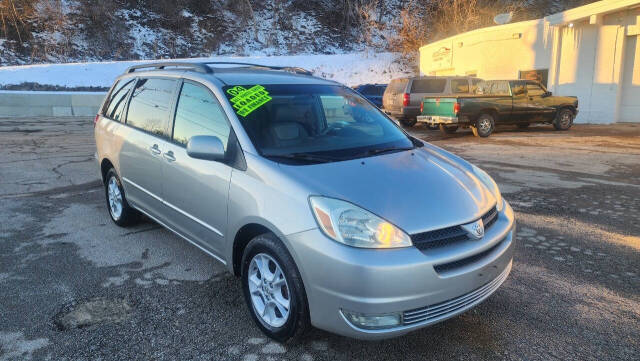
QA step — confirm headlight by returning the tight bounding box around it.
[309,196,412,248]
[472,165,504,211]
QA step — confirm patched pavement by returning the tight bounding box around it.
[1,117,638,360]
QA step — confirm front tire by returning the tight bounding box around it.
[472,114,495,137]
[104,168,139,227]
[241,233,310,342]
[553,108,574,130]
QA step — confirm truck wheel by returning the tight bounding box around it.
[427,124,439,130]
[472,114,495,137]
[400,118,417,127]
[553,109,574,130]
[439,124,458,134]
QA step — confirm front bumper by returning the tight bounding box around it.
[285,201,515,339]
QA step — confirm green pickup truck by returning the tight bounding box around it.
[416,80,579,137]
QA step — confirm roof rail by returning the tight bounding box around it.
[126,62,212,74]
[203,62,313,76]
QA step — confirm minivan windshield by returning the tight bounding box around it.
[223,84,414,163]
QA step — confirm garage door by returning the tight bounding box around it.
[620,35,639,122]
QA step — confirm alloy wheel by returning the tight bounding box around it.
[107,176,123,220]
[248,253,290,328]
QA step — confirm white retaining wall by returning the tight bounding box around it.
[0,91,106,117]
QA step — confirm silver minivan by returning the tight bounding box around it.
[95,62,515,341]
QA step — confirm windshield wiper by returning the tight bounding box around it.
[263,152,342,164]
[366,146,414,156]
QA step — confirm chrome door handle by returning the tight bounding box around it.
[163,151,176,162]
[149,144,161,155]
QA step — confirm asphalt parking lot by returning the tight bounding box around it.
[1,117,639,361]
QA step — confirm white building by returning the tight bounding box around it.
[418,0,640,123]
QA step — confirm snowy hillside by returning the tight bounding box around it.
[0,52,413,88]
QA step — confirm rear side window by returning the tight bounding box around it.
[126,78,177,138]
[451,79,469,93]
[411,79,446,93]
[172,82,231,150]
[104,78,135,121]
[490,81,510,96]
[388,79,408,93]
[471,79,482,92]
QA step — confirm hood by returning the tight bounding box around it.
[278,147,496,235]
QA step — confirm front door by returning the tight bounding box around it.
[161,81,233,256]
[526,81,555,122]
[119,77,178,214]
[510,81,530,123]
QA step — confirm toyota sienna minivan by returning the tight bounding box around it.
[94,62,515,341]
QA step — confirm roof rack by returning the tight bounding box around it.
[124,61,314,76]
[203,62,313,76]
[126,62,212,74]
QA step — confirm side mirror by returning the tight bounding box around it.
[186,135,225,161]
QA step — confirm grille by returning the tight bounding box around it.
[482,207,498,229]
[412,207,498,250]
[402,262,511,325]
[433,238,505,274]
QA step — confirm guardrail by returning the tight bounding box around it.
[0,91,107,117]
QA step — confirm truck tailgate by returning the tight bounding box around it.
[423,97,457,117]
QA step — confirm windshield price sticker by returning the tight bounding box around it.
[226,85,272,117]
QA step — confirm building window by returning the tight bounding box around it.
[519,69,549,87]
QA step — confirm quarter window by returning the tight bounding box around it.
[126,78,177,138]
[104,78,135,121]
[173,82,231,149]
[451,79,470,93]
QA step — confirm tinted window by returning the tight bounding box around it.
[173,82,231,149]
[126,78,177,138]
[527,83,545,96]
[375,85,387,95]
[411,79,446,93]
[451,79,469,93]
[104,78,135,121]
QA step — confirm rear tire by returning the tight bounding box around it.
[439,124,458,134]
[104,169,140,227]
[553,108,574,130]
[472,114,495,137]
[400,118,417,127]
[241,233,310,342]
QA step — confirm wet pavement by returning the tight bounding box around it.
[1,117,639,360]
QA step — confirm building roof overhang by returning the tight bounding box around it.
[545,0,640,26]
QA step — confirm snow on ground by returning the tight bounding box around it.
[0,53,413,88]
